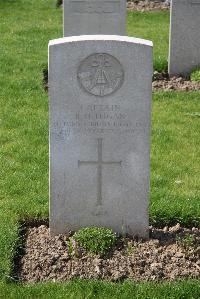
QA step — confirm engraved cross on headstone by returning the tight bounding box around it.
[78,138,122,206]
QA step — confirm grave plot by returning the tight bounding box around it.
[17,224,200,283]
[127,0,170,11]
[153,71,200,91]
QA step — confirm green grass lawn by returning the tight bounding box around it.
[127,11,169,71]
[0,0,200,297]
[0,280,200,299]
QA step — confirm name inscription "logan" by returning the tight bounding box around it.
[69,1,120,14]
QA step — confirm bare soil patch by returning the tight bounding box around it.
[153,72,200,91]
[127,0,170,12]
[17,224,200,283]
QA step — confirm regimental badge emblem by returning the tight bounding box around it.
[77,53,124,97]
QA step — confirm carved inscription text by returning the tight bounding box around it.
[52,104,147,140]
[190,0,200,5]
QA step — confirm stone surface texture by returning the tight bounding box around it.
[169,0,200,77]
[63,0,126,36]
[49,35,153,238]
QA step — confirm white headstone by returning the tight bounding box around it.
[63,0,126,36]
[169,0,200,76]
[49,35,153,238]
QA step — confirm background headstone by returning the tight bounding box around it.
[169,0,200,76]
[63,0,126,36]
[49,35,153,238]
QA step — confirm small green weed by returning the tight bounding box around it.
[190,68,200,82]
[67,237,73,257]
[66,237,80,257]
[126,241,136,256]
[176,234,196,249]
[73,227,117,255]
